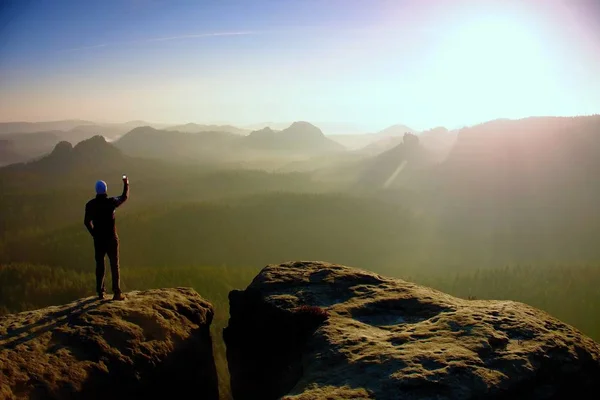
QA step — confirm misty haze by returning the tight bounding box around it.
[1,1,600,399]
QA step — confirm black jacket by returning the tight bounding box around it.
[84,181,129,239]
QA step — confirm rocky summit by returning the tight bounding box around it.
[224,261,600,400]
[0,288,218,400]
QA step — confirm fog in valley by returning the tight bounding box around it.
[1,1,600,398]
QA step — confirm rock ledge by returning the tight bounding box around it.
[224,261,600,400]
[0,287,218,400]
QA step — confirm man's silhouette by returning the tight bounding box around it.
[84,175,129,300]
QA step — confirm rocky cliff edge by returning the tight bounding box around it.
[224,261,600,400]
[0,287,218,400]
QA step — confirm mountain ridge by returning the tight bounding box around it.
[113,121,345,164]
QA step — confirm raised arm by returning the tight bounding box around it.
[113,176,129,207]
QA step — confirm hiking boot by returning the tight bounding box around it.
[112,292,126,301]
[98,292,105,300]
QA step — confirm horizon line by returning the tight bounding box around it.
[1,114,600,135]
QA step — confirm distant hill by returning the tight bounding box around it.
[313,122,369,135]
[242,121,345,155]
[303,133,435,188]
[357,136,404,155]
[0,131,64,163]
[376,124,418,137]
[167,123,250,135]
[245,121,368,135]
[420,115,600,265]
[0,121,171,164]
[440,115,600,196]
[0,126,131,166]
[115,126,239,164]
[115,122,345,165]
[417,127,458,162]
[65,124,131,141]
[3,135,126,176]
[356,133,435,189]
[0,140,22,166]
[0,120,94,135]
[358,126,458,159]
[243,122,294,131]
[329,123,417,150]
[0,119,174,135]
[313,115,600,266]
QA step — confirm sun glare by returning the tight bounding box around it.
[429,14,557,119]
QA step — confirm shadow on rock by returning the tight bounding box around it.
[223,287,329,400]
[0,298,100,349]
[0,288,219,400]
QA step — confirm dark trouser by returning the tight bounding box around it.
[94,236,121,295]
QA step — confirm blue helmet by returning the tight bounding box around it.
[95,180,107,194]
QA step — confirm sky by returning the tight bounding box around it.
[0,0,599,133]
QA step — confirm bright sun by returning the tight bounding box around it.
[429,14,558,120]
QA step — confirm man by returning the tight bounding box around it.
[84,175,129,300]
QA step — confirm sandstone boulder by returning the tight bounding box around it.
[0,287,218,400]
[224,261,600,400]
